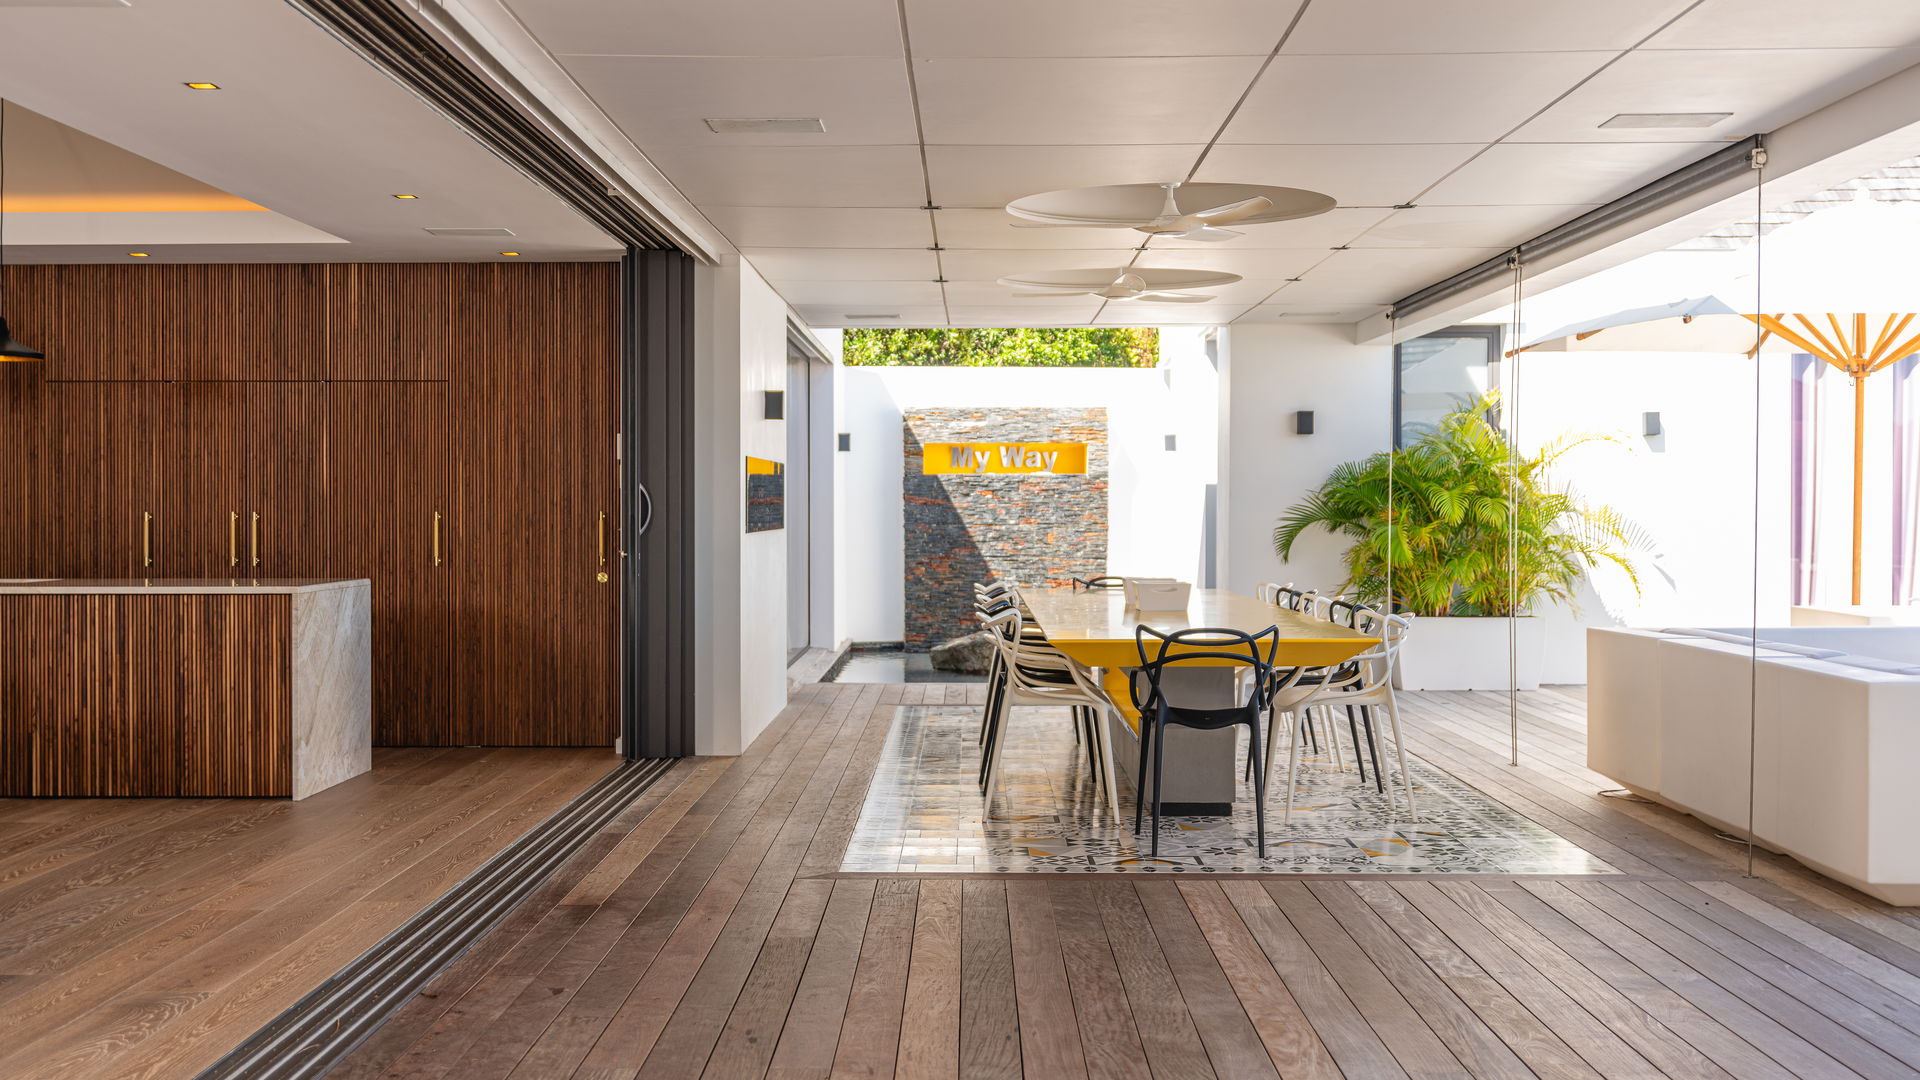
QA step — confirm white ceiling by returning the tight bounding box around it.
[0,0,620,263]
[499,0,1920,327]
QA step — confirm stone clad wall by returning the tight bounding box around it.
[902,407,1108,648]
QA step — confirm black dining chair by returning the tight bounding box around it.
[1130,624,1280,859]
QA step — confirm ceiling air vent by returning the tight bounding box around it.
[424,227,516,237]
[704,118,825,134]
[1599,112,1733,130]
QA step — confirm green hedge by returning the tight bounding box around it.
[842,328,1158,368]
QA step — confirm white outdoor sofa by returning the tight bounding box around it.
[1588,625,1920,905]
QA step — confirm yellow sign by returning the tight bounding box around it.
[922,441,1087,475]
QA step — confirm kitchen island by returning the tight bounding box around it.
[0,578,371,799]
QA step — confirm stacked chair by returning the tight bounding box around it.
[1260,596,1417,822]
[974,583,1122,820]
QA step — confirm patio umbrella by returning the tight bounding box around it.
[1520,196,1920,605]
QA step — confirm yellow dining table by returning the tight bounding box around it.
[1019,586,1376,671]
[1017,586,1378,815]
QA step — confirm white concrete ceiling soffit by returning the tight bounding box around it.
[493,0,1920,328]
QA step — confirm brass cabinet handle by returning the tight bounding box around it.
[596,511,609,583]
[250,511,261,568]
[142,511,153,569]
[432,511,442,567]
[228,511,240,568]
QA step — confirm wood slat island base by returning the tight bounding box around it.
[0,579,371,799]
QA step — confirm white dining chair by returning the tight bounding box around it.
[977,606,1122,821]
[1268,606,1418,822]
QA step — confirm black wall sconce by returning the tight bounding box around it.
[837,433,851,451]
[763,390,785,420]
[1643,411,1663,438]
[1294,410,1315,435]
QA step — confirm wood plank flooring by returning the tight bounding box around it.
[0,746,620,1080]
[318,682,1920,1079]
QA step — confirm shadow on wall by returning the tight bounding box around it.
[903,466,992,650]
[902,408,1109,648]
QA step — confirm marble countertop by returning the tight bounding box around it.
[0,578,371,595]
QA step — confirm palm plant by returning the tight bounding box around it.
[1273,393,1643,617]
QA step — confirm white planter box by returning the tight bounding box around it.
[1393,615,1542,691]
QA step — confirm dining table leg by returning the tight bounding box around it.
[1089,666,1122,821]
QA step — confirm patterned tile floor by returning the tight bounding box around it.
[840,703,1618,875]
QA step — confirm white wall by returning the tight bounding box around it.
[1219,321,1797,684]
[1512,350,1794,681]
[1219,322,1393,598]
[834,330,1219,645]
[692,258,792,755]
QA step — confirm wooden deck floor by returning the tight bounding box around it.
[323,681,1920,1080]
[0,746,620,1080]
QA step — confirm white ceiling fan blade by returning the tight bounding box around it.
[1010,220,1130,229]
[1132,293,1214,303]
[1094,272,1148,300]
[1161,224,1244,242]
[1192,196,1272,226]
[1011,290,1095,297]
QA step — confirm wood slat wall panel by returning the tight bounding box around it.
[106,384,166,578]
[247,382,331,578]
[556,263,619,745]
[0,360,50,577]
[453,263,618,747]
[328,263,453,380]
[327,382,452,745]
[22,265,328,381]
[166,382,249,578]
[2,262,618,748]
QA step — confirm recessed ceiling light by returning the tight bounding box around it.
[183,82,220,91]
[704,117,825,135]
[1599,112,1733,130]
[127,252,150,257]
[499,251,520,257]
[391,193,419,199]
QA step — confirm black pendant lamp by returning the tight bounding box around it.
[0,100,44,362]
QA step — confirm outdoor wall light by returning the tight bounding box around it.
[764,390,785,420]
[1294,410,1315,435]
[1164,434,1178,451]
[1643,411,1663,437]
[838,433,851,451]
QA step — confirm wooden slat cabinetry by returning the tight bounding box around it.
[451,264,618,746]
[0,262,619,748]
[327,382,452,745]
[38,265,328,381]
[0,593,292,796]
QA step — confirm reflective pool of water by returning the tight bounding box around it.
[824,647,986,684]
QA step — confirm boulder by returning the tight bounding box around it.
[930,631,997,675]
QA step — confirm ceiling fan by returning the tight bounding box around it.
[1011,271,1214,303]
[996,266,1241,304]
[1015,184,1269,242]
[1004,181,1337,242]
